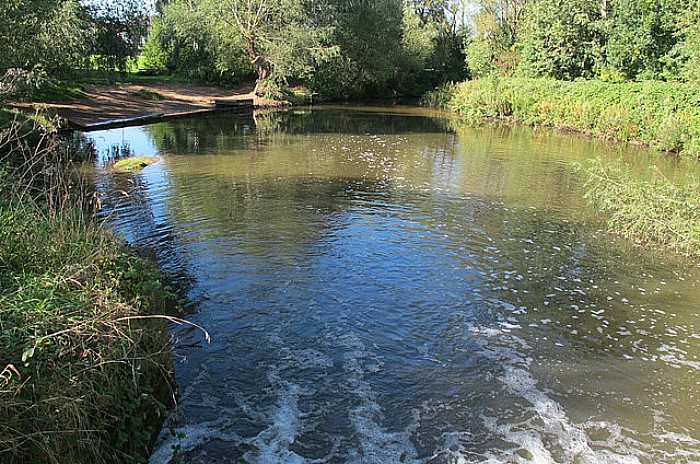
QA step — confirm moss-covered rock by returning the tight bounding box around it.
[113,156,160,173]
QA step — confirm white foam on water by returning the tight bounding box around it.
[338,332,422,464]
[150,325,339,464]
[236,340,341,464]
[149,417,242,464]
[439,325,653,464]
[242,381,307,464]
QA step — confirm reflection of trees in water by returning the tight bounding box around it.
[145,114,261,155]
[144,108,451,157]
[255,107,451,136]
[162,172,379,258]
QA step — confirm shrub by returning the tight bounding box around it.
[448,78,700,158]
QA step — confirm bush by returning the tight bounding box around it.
[448,77,700,158]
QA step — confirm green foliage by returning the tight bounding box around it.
[0,0,90,75]
[150,0,467,98]
[449,77,700,157]
[464,0,525,78]
[583,159,700,256]
[604,0,683,80]
[420,81,458,107]
[0,0,155,99]
[465,37,497,78]
[466,0,698,83]
[83,0,151,73]
[519,0,603,80]
[0,117,173,463]
[672,0,700,81]
[141,19,171,72]
[155,0,236,82]
[199,0,337,91]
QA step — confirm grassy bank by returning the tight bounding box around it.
[440,77,700,158]
[0,115,175,463]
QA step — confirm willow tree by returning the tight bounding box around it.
[203,0,336,94]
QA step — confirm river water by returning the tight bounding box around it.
[85,107,700,463]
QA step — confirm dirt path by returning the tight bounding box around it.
[14,81,255,127]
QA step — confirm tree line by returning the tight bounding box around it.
[1,0,699,101]
[0,0,470,99]
[142,0,469,98]
[466,0,700,82]
[0,0,150,95]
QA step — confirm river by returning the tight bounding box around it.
[85,107,700,463]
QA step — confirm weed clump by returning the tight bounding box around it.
[583,159,700,257]
[113,156,159,173]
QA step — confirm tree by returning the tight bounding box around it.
[670,0,700,81]
[145,0,231,81]
[0,0,89,76]
[83,0,152,71]
[410,0,470,82]
[328,0,405,97]
[464,0,528,77]
[604,0,683,80]
[519,0,604,79]
[202,0,336,94]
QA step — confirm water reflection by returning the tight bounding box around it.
[84,108,700,463]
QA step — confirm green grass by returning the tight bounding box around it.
[65,69,196,86]
[0,116,176,463]
[29,82,87,102]
[442,77,700,158]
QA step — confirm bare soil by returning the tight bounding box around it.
[14,81,255,126]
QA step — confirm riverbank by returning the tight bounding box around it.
[10,81,256,127]
[431,77,700,257]
[0,115,177,463]
[437,77,700,159]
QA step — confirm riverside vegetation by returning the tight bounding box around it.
[443,78,700,158]
[0,111,178,463]
[426,78,700,258]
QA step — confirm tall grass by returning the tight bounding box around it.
[582,159,700,257]
[0,114,181,463]
[442,77,700,158]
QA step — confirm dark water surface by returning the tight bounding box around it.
[85,107,700,463]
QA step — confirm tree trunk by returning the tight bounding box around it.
[250,52,272,95]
